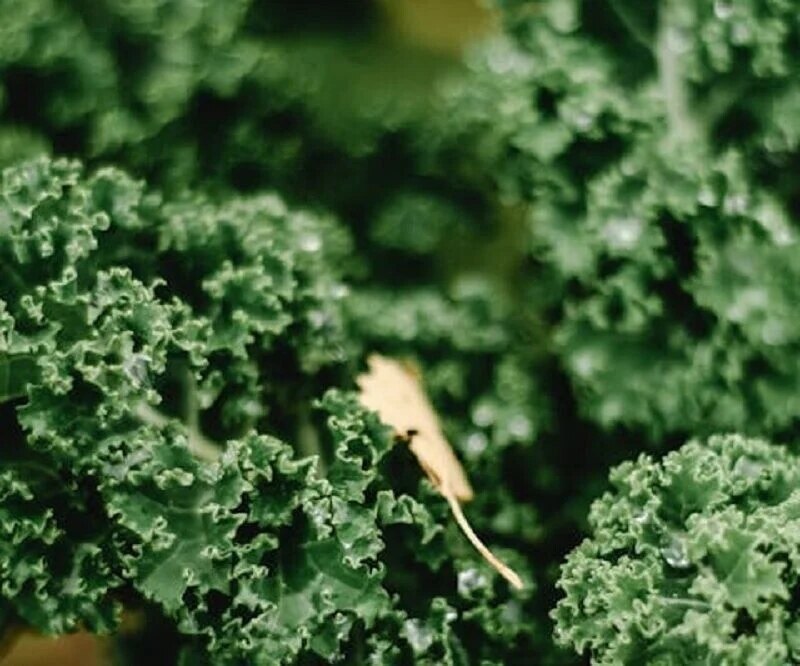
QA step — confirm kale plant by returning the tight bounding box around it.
[0,158,533,664]
[434,0,800,441]
[1,1,799,664]
[554,434,800,665]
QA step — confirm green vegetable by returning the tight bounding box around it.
[1,0,799,663]
[0,157,533,664]
[434,0,800,441]
[554,434,800,665]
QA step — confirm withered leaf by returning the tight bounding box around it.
[357,354,473,501]
[357,354,523,589]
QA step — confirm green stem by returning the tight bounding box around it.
[656,0,701,142]
[609,0,653,49]
[296,403,327,476]
[656,595,711,610]
[134,402,220,462]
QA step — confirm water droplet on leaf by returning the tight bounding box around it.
[308,309,330,329]
[123,353,150,386]
[602,216,643,251]
[329,284,349,300]
[508,415,532,439]
[573,112,593,131]
[299,233,322,252]
[572,350,598,378]
[714,0,733,19]
[472,403,496,427]
[723,193,749,215]
[458,568,488,596]
[464,431,488,457]
[733,456,763,480]
[698,185,717,207]
[661,535,691,569]
[403,619,434,655]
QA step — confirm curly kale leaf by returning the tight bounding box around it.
[429,0,800,442]
[0,157,531,664]
[556,145,800,438]
[554,434,800,665]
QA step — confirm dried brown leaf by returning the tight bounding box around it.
[357,354,523,589]
[357,354,473,501]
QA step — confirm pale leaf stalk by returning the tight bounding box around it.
[134,402,220,462]
[445,489,524,590]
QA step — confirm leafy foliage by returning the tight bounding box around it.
[1,1,799,664]
[0,157,533,664]
[553,434,800,665]
[433,0,800,441]
[0,0,450,201]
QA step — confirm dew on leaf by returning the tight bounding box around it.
[458,567,488,596]
[714,0,733,20]
[123,353,150,386]
[403,618,434,655]
[723,193,749,216]
[472,403,496,427]
[572,112,593,131]
[602,216,643,251]
[698,185,717,207]
[508,414,532,439]
[464,431,488,457]
[732,456,764,481]
[308,309,330,329]
[329,284,349,300]
[572,350,599,379]
[661,535,691,569]
[299,233,322,252]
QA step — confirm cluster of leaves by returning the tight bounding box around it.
[2,0,799,664]
[0,0,461,206]
[0,157,534,664]
[418,2,800,661]
[0,0,253,166]
[432,0,800,442]
[554,434,800,665]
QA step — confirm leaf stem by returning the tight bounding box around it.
[609,0,653,50]
[444,489,523,590]
[134,402,220,462]
[655,595,711,610]
[296,403,327,476]
[656,0,701,141]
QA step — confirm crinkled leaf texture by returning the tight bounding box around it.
[554,434,800,665]
[432,0,800,442]
[0,157,530,664]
